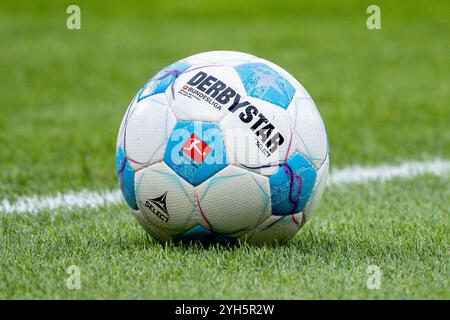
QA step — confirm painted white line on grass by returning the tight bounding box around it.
[327,158,450,185]
[0,159,449,215]
[0,189,122,215]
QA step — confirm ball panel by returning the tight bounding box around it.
[137,60,191,103]
[124,96,176,171]
[302,154,329,222]
[116,94,137,151]
[167,65,247,122]
[235,62,296,109]
[269,152,317,215]
[243,212,303,244]
[196,165,271,234]
[219,96,293,176]
[164,120,228,186]
[173,224,236,244]
[134,162,198,232]
[249,57,312,99]
[116,147,138,210]
[287,97,328,169]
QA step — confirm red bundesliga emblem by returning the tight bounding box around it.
[182,134,212,164]
[182,85,189,90]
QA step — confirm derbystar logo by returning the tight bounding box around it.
[182,71,284,156]
[182,133,211,164]
[143,192,170,223]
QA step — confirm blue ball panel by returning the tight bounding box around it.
[235,63,295,109]
[269,152,317,215]
[116,147,138,210]
[164,121,228,186]
[137,60,191,102]
[174,224,236,244]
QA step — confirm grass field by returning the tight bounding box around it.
[0,0,449,299]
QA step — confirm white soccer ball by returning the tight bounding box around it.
[116,51,329,244]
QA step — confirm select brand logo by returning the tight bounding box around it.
[182,71,284,156]
[144,192,170,223]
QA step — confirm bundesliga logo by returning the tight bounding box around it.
[182,133,212,164]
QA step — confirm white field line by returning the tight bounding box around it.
[0,190,122,215]
[0,159,449,215]
[327,158,450,185]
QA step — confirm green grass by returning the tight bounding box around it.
[1,176,448,299]
[0,0,449,299]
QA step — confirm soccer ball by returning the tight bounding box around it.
[116,51,329,244]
